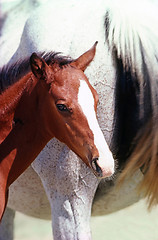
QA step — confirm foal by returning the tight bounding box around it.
[0,43,114,220]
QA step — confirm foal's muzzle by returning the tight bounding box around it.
[91,157,114,179]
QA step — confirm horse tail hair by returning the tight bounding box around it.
[105,0,158,208]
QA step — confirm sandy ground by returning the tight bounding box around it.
[14,199,158,240]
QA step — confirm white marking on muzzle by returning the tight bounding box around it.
[78,80,114,178]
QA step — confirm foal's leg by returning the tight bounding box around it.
[0,207,15,240]
[32,139,99,240]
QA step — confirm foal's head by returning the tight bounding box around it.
[30,43,114,178]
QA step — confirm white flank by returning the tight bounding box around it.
[78,80,114,178]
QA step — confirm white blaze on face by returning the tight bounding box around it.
[78,80,114,178]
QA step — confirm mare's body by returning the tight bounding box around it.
[0,0,158,239]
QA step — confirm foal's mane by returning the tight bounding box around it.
[0,52,73,92]
[105,1,158,207]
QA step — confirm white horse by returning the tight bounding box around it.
[0,0,158,239]
[0,0,50,67]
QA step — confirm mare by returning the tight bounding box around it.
[0,0,49,67]
[0,0,158,239]
[0,43,114,221]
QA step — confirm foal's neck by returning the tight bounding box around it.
[0,72,51,186]
[0,72,34,143]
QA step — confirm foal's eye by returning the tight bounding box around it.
[56,104,69,112]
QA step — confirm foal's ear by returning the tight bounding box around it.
[71,41,98,71]
[30,53,48,79]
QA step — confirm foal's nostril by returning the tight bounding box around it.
[91,158,103,177]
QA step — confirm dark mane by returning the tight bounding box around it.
[0,52,73,92]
